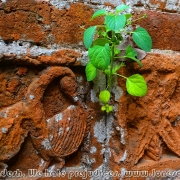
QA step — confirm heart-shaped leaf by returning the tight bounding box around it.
[85,62,97,81]
[116,4,130,13]
[125,45,143,67]
[93,38,110,46]
[88,44,111,70]
[91,9,107,20]
[83,26,97,49]
[132,27,152,52]
[105,15,126,31]
[126,74,147,96]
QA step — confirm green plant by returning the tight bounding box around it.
[83,5,152,113]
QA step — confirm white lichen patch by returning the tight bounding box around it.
[4,113,7,118]
[67,105,76,110]
[58,127,63,135]
[120,168,127,179]
[29,95,34,100]
[0,39,58,58]
[76,51,89,66]
[165,0,180,12]
[90,146,97,154]
[0,112,8,119]
[1,127,8,133]
[55,113,63,122]
[73,96,79,102]
[47,165,56,173]
[120,127,126,145]
[119,150,127,162]
[106,114,114,144]
[39,158,45,166]
[174,115,180,126]
[76,76,83,83]
[94,118,106,143]
[42,139,51,150]
[49,134,53,141]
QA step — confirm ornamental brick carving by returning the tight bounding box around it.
[0,66,87,172]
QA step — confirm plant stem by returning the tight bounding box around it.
[113,73,127,79]
[107,31,115,91]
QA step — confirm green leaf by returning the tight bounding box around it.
[116,5,130,13]
[126,74,147,97]
[101,106,106,111]
[83,26,97,49]
[99,90,111,104]
[107,105,113,113]
[132,27,152,52]
[114,47,120,55]
[125,14,132,20]
[91,9,107,20]
[112,64,123,73]
[105,15,126,31]
[104,68,110,76]
[93,38,110,46]
[88,44,111,70]
[125,45,142,67]
[85,62,97,81]
[126,45,137,57]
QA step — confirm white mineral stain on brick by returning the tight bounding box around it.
[36,0,72,10]
[4,113,7,118]
[0,39,57,58]
[120,168,127,180]
[42,139,51,150]
[1,127,8,133]
[55,113,63,122]
[116,126,126,145]
[76,76,83,83]
[67,105,76,110]
[90,146,97,154]
[73,96,79,102]
[90,163,111,180]
[58,127,63,135]
[112,86,123,101]
[49,134,53,141]
[46,119,50,123]
[39,158,45,166]
[94,118,106,143]
[47,165,56,173]
[165,0,180,11]
[77,51,89,66]
[106,114,114,143]
[87,0,124,6]
[29,95,34,100]
[174,116,180,126]
[119,150,127,162]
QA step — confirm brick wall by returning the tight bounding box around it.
[0,0,180,179]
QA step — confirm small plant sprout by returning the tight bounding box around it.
[83,4,152,113]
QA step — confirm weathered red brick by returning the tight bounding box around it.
[133,10,180,51]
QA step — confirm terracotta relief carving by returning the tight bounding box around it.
[113,55,180,171]
[0,66,87,172]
